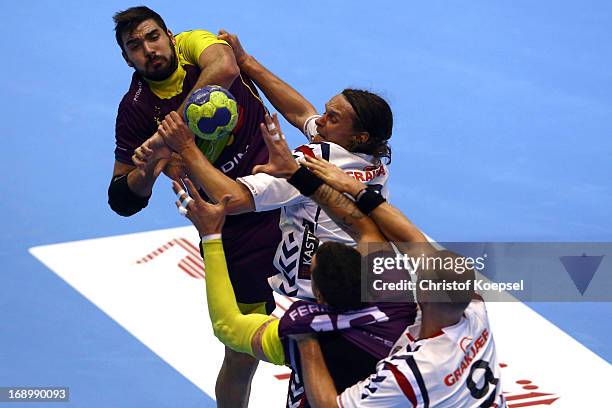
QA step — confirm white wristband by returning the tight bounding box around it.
[201,233,222,242]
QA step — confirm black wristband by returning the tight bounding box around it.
[355,189,386,215]
[108,174,150,217]
[287,166,324,196]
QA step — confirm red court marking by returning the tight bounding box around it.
[178,259,201,278]
[184,254,205,276]
[174,238,201,259]
[508,397,559,407]
[506,392,554,401]
[178,263,200,279]
[171,237,205,279]
[137,241,176,264]
[178,237,202,256]
[180,257,205,279]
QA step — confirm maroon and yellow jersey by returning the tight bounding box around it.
[114,30,280,305]
[115,30,270,181]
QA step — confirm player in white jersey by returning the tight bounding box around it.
[286,157,505,408]
[337,296,503,407]
[238,138,389,298]
[134,30,395,299]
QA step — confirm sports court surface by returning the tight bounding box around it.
[2,1,611,406]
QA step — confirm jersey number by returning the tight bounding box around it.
[466,360,499,407]
[310,307,388,331]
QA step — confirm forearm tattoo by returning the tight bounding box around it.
[313,184,367,236]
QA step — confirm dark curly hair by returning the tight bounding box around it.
[113,6,168,52]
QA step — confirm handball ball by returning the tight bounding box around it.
[184,85,239,141]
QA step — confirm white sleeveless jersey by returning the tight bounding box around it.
[237,118,389,299]
[338,299,506,408]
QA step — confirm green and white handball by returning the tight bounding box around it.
[184,85,239,141]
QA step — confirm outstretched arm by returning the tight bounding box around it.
[218,30,317,134]
[302,156,428,245]
[173,179,284,364]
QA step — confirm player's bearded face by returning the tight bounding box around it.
[142,41,177,80]
[123,20,178,81]
[136,34,177,81]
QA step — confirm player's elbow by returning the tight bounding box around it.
[216,53,240,85]
[107,175,149,216]
[283,112,304,130]
[356,223,387,248]
[108,199,140,217]
[281,105,318,132]
[225,58,240,82]
[226,197,253,214]
[297,105,318,125]
[224,183,256,214]
[212,321,228,343]
[212,321,245,353]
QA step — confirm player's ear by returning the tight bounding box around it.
[354,131,369,145]
[167,29,176,45]
[122,51,134,67]
[312,279,326,305]
[314,286,325,305]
